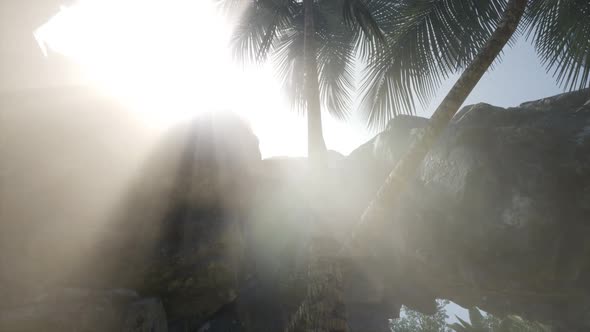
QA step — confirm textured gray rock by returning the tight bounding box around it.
[353,88,590,330]
[148,89,590,331]
[0,288,167,332]
[3,87,590,331]
[77,111,261,330]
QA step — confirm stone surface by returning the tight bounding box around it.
[0,288,167,332]
[355,88,590,330]
[78,111,261,330]
[3,87,590,331]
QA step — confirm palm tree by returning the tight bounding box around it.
[292,2,529,329]
[226,2,383,331]
[228,0,382,162]
[227,0,588,329]
[302,0,326,161]
[355,0,590,257]
[295,0,588,329]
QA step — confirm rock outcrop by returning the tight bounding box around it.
[77,111,262,331]
[3,88,590,331]
[0,288,167,332]
[357,88,590,330]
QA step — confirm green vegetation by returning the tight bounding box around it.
[390,301,451,332]
[449,307,551,332]
[390,304,551,332]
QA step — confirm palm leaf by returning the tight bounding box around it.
[214,0,243,13]
[315,0,359,119]
[342,0,385,41]
[235,0,372,120]
[231,0,297,64]
[358,0,508,130]
[353,0,399,59]
[525,0,590,90]
[273,25,306,114]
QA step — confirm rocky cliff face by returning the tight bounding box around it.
[76,111,262,330]
[363,88,590,331]
[2,88,590,331]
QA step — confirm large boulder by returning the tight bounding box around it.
[0,91,262,331]
[75,111,262,330]
[4,85,590,331]
[352,88,590,330]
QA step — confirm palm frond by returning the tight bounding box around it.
[242,0,365,119]
[214,0,244,14]
[316,0,359,119]
[525,0,590,90]
[342,0,385,41]
[231,0,298,64]
[273,25,307,114]
[345,0,398,61]
[359,0,508,130]
[233,0,392,120]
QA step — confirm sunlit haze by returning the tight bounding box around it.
[2,0,585,329]
[34,0,371,158]
[32,0,564,158]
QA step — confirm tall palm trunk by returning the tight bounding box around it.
[285,4,346,332]
[303,0,327,163]
[285,236,349,332]
[290,0,528,330]
[354,0,528,251]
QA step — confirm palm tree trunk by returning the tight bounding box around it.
[286,4,346,332]
[290,0,527,330]
[303,0,327,163]
[353,0,528,251]
[285,236,349,332]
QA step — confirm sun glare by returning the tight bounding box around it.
[33,0,306,156]
[34,0,371,157]
[36,0,226,120]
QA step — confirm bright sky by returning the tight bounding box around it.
[34,0,564,159]
[34,0,374,158]
[428,38,564,117]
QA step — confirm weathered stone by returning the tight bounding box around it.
[352,88,590,330]
[81,112,261,330]
[0,288,167,332]
[4,86,590,331]
[123,298,169,332]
